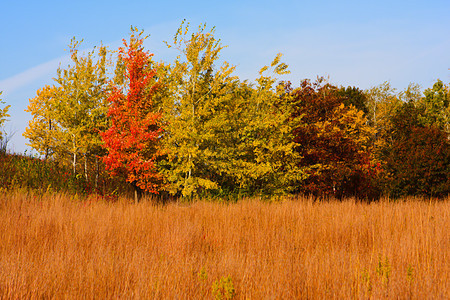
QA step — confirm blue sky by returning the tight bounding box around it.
[1,0,449,153]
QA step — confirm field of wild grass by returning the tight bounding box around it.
[0,190,448,299]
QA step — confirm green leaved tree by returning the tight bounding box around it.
[418,79,450,134]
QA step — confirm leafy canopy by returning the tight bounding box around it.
[101,28,164,194]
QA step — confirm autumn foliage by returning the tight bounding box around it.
[4,21,449,300]
[290,79,376,199]
[0,92,10,145]
[380,102,450,198]
[101,31,163,194]
[16,22,449,200]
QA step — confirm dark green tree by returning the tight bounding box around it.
[418,79,449,133]
[338,86,369,115]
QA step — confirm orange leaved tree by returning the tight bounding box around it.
[101,29,163,201]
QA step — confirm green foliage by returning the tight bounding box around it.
[406,264,414,283]
[0,150,82,194]
[361,268,372,296]
[376,255,391,286]
[338,86,369,115]
[212,276,236,300]
[0,151,129,199]
[197,266,208,282]
[419,79,450,133]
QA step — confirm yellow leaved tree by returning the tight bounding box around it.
[160,21,239,196]
[0,91,11,151]
[24,38,112,182]
[23,85,62,159]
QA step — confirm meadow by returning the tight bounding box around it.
[0,190,448,299]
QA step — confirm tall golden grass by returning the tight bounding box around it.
[0,190,448,299]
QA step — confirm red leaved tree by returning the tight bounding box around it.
[290,78,377,199]
[101,30,163,200]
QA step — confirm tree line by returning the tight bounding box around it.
[2,23,448,200]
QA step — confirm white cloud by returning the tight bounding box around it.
[0,55,70,96]
[0,19,181,99]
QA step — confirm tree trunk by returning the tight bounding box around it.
[72,134,77,175]
[188,153,192,180]
[45,119,52,160]
[95,156,99,189]
[132,182,141,204]
[73,152,77,175]
[134,187,139,204]
[84,153,88,180]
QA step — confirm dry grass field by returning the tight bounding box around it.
[0,190,448,299]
